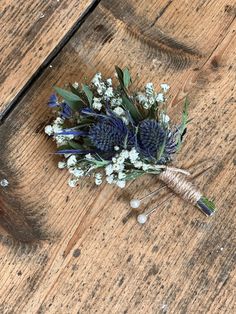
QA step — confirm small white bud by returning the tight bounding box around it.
[156,93,164,102]
[160,83,170,93]
[72,82,79,89]
[68,178,78,188]
[116,180,126,188]
[44,125,53,135]
[67,155,77,167]
[95,178,102,185]
[58,161,66,169]
[161,113,170,124]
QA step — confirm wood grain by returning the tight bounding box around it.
[0,0,235,313]
[0,0,96,116]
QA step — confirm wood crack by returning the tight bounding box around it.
[150,0,173,27]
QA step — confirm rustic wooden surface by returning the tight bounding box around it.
[0,0,96,115]
[0,0,236,313]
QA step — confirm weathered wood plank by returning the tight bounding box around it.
[0,0,235,313]
[0,0,97,115]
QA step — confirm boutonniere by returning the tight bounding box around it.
[45,66,216,223]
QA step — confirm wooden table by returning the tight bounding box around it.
[0,1,235,313]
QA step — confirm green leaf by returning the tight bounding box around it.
[68,141,84,150]
[56,144,72,151]
[115,66,124,87]
[122,95,143,122]
[125,170,145,181]
[176,97,189,151]
[156,134,167,161]
[148,106,157,119]
[54,86,84,111]
[82,84,93,106]
[54,86,82,102]
[123,67,131,88]
[75,119,94,128]
[115,66,132,90]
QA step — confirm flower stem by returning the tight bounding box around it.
[197,196,216,216]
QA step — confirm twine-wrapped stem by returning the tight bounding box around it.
[159,168,216,216]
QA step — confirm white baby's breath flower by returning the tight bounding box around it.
[68,178,78,188]
[95,172,103,185]
[64,153,72,158]
[116,156,125,164]
[54,117,64,125]
[45,125,53,136]
[95,178,102,185]
[106,174,114,184]
[114,146,120,151]
[161,113,170,124]
[92,72,102,86]
[70,168,84,177]
[97,82,106,95]
[121,116,129,125]
[68,168,75,174]
[67,155,77,167]
[105,164,113,176]
[106,78,112,86]
[129,148,139,163]
[120,150,129,159]
[92,97,103,111]
[72,82,79,89]
[54,130,74,145]
[145,82,154,96]
[133,161,143,169]
[118,163,125,172]
[52,124,63,133]
[85,153,94,160]
[113,106,125,116]
[55,135,70,145]
[156,93,164,102]
[143,103,151,109]
[111,97,122,107]
[95,172,102,179]
[142,163,151,171]
[104,87,114,98]
[112,157,117,163]
[116,180,126,188]
[160,83,170,93]
[118,172,126,180]
[136,93,148,105]
[146,82,154,90]
[113,163,121,172]
[149,96,155,105]
[58,161,66,169]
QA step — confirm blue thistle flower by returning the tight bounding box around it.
[89,115,134,152]
[138,119,178,162]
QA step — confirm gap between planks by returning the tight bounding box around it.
[0,0,101,125]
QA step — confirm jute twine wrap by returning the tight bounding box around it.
[159,168,202,205]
